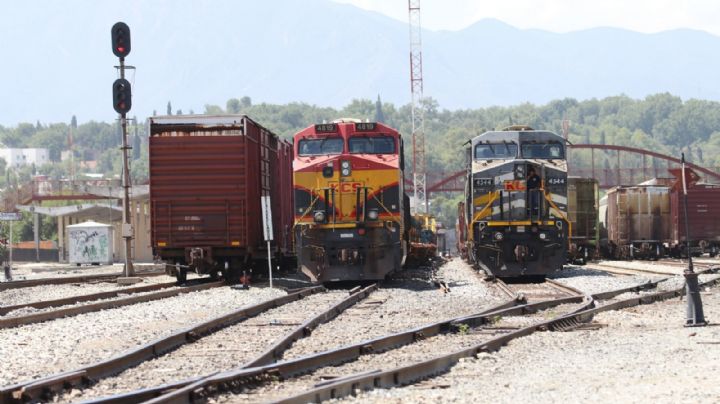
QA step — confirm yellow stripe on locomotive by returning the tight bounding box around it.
[292,120,407,282]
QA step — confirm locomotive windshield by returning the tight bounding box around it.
[474,142,518,160]
[349,136,396,154]
[521,141,564,159]
[298,137,344,156]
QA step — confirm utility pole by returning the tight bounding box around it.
[408,0,427,214]
[111,22,135,279]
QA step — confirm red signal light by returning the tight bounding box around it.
[111,22,131,58]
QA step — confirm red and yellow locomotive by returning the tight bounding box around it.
[293,120,408,282]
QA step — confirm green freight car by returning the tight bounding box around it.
[567,177,599,264]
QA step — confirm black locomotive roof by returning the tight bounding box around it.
[471,130,564,147]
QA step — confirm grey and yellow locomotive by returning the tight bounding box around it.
[462,126,569,278]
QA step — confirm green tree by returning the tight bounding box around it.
[226,98,241,114]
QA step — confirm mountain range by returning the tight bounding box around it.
[1,0,719,126]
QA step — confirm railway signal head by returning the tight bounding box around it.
[111,22,131,58]
[112,78,132,114]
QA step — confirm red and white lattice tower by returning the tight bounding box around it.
[408,0,427,213]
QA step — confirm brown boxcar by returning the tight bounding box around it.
[669,180,720,257]
[605,185,671,259]
[567,177,599,263]
[149,115,293,282]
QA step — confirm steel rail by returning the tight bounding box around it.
[0,286,325,403]
[78,298,525,404]
[545,278,587,296]
[244,283,378,368]
[0,280,225,330]
[588,262,718,277]
[274,275,720,403]
[490,279,516,299]
[134,297,593,404]
[75,277,671,404]
[0,270,166,291]
[0,281,180,316]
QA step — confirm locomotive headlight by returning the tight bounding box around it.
[313,210,326,223]
[493,231,504,241]
[367,209,379,220]
[341,160,351,176]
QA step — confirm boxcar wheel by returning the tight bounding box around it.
[176,267,187,284]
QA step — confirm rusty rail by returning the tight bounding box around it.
[33,274,682,404]
[140,276,677,404]
[121,297,572,404]
[0,280,224,330]
[274,275,720,403]
[0,270,166,291]
[0,286,325,403]
[545,278,586,296]
[0,281,180,316]
[244,283,378,368]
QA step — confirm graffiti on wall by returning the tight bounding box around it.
[69,229,110,263]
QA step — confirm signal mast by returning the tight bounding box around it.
[408,0,427,214]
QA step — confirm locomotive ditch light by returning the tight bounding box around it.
[341,160,351,176]
[313,210,326,223]
[539,233,547,240]
[494,231,504,241]
[367,209,379,220]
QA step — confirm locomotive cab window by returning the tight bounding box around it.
[521,141,564,159]
[474,142,518,160]
[349,136,396,154]
[298,137,344,156]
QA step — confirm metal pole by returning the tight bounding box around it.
[681,152,705,326]
[9,220,13,272]
[119,57,134,277]
[34,211,39,262]
[267,240,273,288]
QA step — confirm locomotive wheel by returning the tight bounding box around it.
[176,266,187,284]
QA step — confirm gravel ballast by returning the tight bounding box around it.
[0,286,284,385]
[283,258,505,360]
[340,281,720,403]
[63,290,351,401]
[0,275,176,309]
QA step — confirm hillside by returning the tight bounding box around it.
[3,1,720,125]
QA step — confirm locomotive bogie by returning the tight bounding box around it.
[295,224,401,282]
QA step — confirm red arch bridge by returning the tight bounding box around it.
[405,144,720,195]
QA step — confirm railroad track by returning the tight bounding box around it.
[492,277,584,301]
[0,279,223,329]
[251,275,720,403]
[0,270,166,291]
[586,261,719,277]
[1,284,377,403]
[89,272,715,404]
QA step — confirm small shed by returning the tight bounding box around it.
[67,221,114,265]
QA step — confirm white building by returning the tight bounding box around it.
[0,148,50,168]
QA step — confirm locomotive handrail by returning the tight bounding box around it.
[469,190,501,241]
[541,189,573,250]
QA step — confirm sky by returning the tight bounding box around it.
[333,0,720,35]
